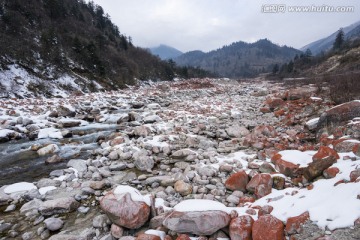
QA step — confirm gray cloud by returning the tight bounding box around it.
[91,0,360,52]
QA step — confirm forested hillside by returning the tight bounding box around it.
[0,0,208,97]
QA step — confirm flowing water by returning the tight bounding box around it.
[0,124,120,187]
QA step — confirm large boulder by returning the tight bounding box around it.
[163,210,230,236]
[229,215,254,240]
[317,101,360,135]
[303,146,339,181]
[252,215,284,240]
[39,197,79,216]
[246,174,273,199]
[285,212,310,235]
[225,170,249,192]
[99,187,150,229]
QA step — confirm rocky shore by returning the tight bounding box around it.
[0,78,359,240]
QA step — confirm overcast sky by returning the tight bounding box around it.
[91,0,360,52]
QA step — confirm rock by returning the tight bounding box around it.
[271,153,300,177]
[174,180,193,196]
[317,101,360,133]
[49,234,86,240]
[163,210,230,236]
[111,224,124,238]
[37,144,60,156]
[285,212,310,235]
[226,125,250,138]
[134,125,151,137]
[143,115,162,124]
[225,170,249,192]
[22,231,35,240]
[67,159,87,175]
[252,215,284,240]
[0,188,12,206]
[258,205,273,217]
[37,178,58,188]
[45,155,63,164]
[350,169,360,182]
[197,166,217,177]
[172,149,197,160]
[99,191,150,229]
[58,105,76,117]
[134,155,154,171]
[44,218,64,231]
[176,234,191,240]
[93,214,111,228]
[136,233,161,240]
[265,97,285,110]
[20,198,43,215]
[334,140,360,153]
[259,162,276,174]
[246,174,273,198]
[58,119,81,128]
[272,176,285,190]
[116,114,130,124]
[229,215,254,240]
[39,197,80,216]
[323,167,340,179]
[303,146,339,181]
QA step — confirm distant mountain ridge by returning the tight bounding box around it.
[301,20,360,55]
[175,39,301,78]
[149,44,183,60]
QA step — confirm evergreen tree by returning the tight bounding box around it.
[333,28,344,50]
[272,64,279,74]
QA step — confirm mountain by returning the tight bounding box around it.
[0,0,199,98]
[301,20,360,55]
[175,39,301,78]
[149,44,183,60]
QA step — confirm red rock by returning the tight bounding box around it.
[258,205,273,217]
[253,125,277,138]
[238,196,256,206]
[246,174,273,199]
[252,215,284,240]
[285,212,310,235]
[225,170,249,192]
[303,146,339,181]
[136,234,161,240]
[350,169,360,182]
[245,209,257,215]
[100,192,150,229]
[164,236,173,240]
[110,137,125,146]
[323,167,340,179]
[266,97,285,110]
[274,109,286,117]
[176,234,191,240]
[229,215,254,240]
[353,144,360,157]
[271,154,299,177]
[260,107,271,113]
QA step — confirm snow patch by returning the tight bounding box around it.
[4,182,37,194]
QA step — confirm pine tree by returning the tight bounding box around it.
[333,28,344,50]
